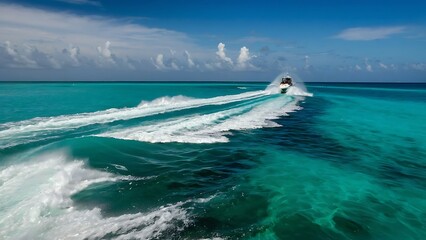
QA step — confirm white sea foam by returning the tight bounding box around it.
[98,103,253,143]
[138,95,195,107]
[110,163,129,171]
[98,96,301,144]
[0,151,191,239]
[0,90,266,149]
[266,73,314,97]
[286,86,314,97]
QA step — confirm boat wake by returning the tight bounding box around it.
[0,91,265,149]
[98,96,300,143]
[0,76,312,148]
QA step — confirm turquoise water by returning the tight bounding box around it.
[0,82,425,239]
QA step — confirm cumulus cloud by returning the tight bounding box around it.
[335,26,405,41]
[184,50,195,68]
[236,46,256,70]
[97,41,112,59]
[66,45,81,66]
[365,59,373,72]
[355,64,362,71]
[28,45,62,69]
[0,41,41,68]
[5,41,17,57]
[411,63,426,71]
[216,42,233,65]
[211,43,259,71]
[237,47,250,66]
[152,53,181,70]
[0,4,200,67]
[96,41,116,65]
[95,41,118,67]
[379,62,388,69]
[171,62,180,70]
[153,54,166,70]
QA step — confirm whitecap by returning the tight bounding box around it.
[0,150,189,239]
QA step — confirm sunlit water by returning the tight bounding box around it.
[0,81,425,239]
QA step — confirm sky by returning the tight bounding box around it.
[0,0,425,82]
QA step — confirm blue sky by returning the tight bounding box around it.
[0,0,425,82]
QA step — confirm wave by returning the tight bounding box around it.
[0,90,266,149]
[0,150,200,239]
[98,96,301,144]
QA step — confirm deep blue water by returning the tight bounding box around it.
[0,81,425,239]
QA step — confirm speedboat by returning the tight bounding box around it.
[279,75,293,94]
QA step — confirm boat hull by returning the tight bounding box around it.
[279,83,290,94]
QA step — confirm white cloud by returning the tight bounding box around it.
[28,45,62,69]
[335,26,405,41]
[366,65,372,72]
[379,62,388,69]
[236,46,255,70]
[204,62,215,70]
[365,59,373,72]
[97,41,112,59]
[184,50,195,68]
[153,54,166,70]
[96,41,116,66]
[171,62,180,70]
[0,4,201,67]
[411,63,426,71]
[237,47,250,65]
[0,4,311,75]
[69,45,80,66]
[151,53,181,71]
[216,42,233,65]
[355,64,362,71]
[0,41,40,68]
[5,41,17,57]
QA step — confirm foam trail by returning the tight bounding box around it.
[98,102,257,143]
[0,90,267,149]
[99,96,301,144]
[0,151,191,239]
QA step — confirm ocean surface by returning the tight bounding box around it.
[0,80,425,239]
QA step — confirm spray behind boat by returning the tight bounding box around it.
[266,73,313,97]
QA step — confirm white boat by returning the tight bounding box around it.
[279,75,293,94]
